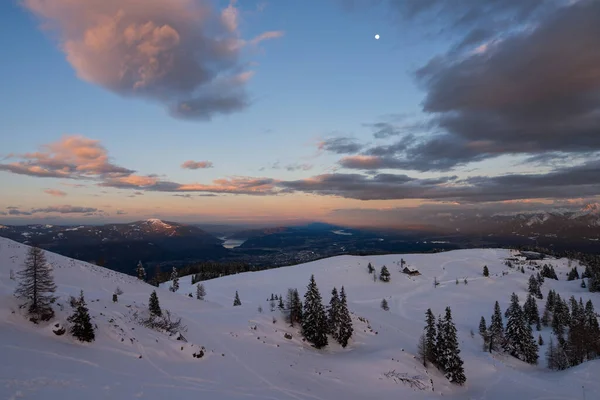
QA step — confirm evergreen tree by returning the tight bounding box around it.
[196,283,206,300]
[15,246,57,322]
[436,314,446,366]
[233,291,242,306]
[379,266,391,282]
[521,266,525,274]
[367,262,374,274]
[524,294,540,327]
[286,288,303,326]
[278,297,285,310]
[536,272,544,285]
[136,261,146,281]
[589,272,600,292]
[67,290,95,342]
[439,307,466,385]
[380,298,389,311]
[567,267,580,281]
[479,316,488,338]
[149,290,162,317]
[301,275,328,349]
[504,293,538,364]
[169,267,179,292]
[112,293,118,303]
[566,296,586,366]
[582,265,591,279]
[483,265,489,277]
[581,278,587,289]
[425,309,437,365]
[584,300,600,359]
[538,334,544,346]
[328,287,341,339]
[337,286,353,348]
[488,301,504,352]
[528,275,543,299]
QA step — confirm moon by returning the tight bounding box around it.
[375,34,380,40]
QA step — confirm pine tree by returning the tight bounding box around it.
[149,290,162,317]
[15,246,57,322]
[538,334,544,346]
[425,309,437,365]
[581,278,587,289]
[436,314,446,367]
[584,300,600,359]
[566,297,586,366]
[67,290,95,342]
[488,301,504,352]
[483,265,489,277]
[367,262,374,274]
[479,316,487,337]
[337,286,353,348]
[504,293,538,364]
[528,275,540,298]
[523,294,540,327]
[536,272,544,285]
[567,267,579,281]
[196,283,206,300]
[286,288,303,326]
[278,297,284,310]
[380,298,389,311]
[112,293,118,303]
[379,266,391,282]
[233,291,241,306]
[328,287,341,339]
[552,294,568,338]
[136,261,146,281]
[439,307,466,385]
[302,275,328,349]
[169,267,179,292]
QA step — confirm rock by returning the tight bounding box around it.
[52,324,66,336]
[193,350,205,359]
[284,333,293,340]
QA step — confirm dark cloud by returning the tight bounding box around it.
[336,1,600,172]
[278,160,600,202]
[318,137,364,155]
[8,209,33,216]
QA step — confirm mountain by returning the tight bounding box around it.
[0,219,228,274]
[2,236,600,399]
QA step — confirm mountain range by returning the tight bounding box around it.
[1,204,600,276]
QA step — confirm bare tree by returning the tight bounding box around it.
[15,247,57,322]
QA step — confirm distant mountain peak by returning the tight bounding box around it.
[582,202,600,214]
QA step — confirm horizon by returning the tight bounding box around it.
[2,0,600,227]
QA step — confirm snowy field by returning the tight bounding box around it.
[1,236,599,400]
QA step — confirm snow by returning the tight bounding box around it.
[144,219,172,229]
[1,237,599,399]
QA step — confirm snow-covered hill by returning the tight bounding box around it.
[1,237,599,399]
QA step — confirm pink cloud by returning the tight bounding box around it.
[0,135,132,179]
[181,160,214,169]
[44,189,67,197]
[23,0,283,120]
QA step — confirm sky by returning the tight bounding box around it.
[1,0,599,227]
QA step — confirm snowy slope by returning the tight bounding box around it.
[1,237,599,400]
